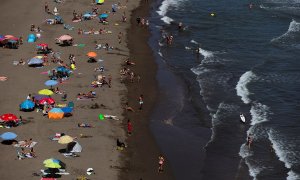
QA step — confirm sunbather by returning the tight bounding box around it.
[78,123,93,128]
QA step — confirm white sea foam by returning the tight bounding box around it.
[250,102,270,126]
[268,129,300,170]
[287,171,300,180]
[158,51,163,57]
[236,71,256,104]
[161,16,174,24]
[271,19,300,42]
[199,48,214,59]
[190,39,199,44]
[157,0,185,24]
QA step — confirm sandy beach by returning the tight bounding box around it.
[0,0,173,179]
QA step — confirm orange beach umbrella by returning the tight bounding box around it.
[86,52,97,58]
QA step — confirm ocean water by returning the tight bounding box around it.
[148,0,300,179]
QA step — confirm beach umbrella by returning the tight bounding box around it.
[98,114,104,120]
[39,97,55,105]
[95,0,104,4]
[61,107,73,114]
[58,135,73,144]
[48,108,64,119]
[83,13,92,17]
[56,66,70,73]
[1,132,17,140]
[0,113,18,122]
[8,40,17,43]
[99,13,108,19]
[28,57,43,65]
[66,141,82,153]
[33,95,49,101]
[4,35,17,40]
[45,80,58,87]
[39,89,54,96]
[57,35,72,41]
[19,99,35,111]
[43,158,66,169]
[87,52,97,58]
[37,43,48,49]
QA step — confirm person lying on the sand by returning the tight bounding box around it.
[17,58,25,65]
[125,59,135,65]
[78,123,94,128]
[117,138,126,150]
[124,102,135,112]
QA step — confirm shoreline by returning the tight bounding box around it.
[121,0,175,179]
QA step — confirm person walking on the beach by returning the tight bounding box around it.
[247,134,253,149]
[158,155,165,173]
[127,119,132,135]
[138,94,144,110]
[45,2,48,12]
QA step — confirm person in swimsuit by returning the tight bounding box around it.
[158,155,165,173]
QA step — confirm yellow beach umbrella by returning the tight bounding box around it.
[38,89,54,96]
[58,135,74,144]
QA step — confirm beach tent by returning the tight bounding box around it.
[20,99,35,111]
[95,0,104,4]
[27,34,36,43]
[48,108,64,119]
[66,141,82,153]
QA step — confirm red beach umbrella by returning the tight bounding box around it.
[0,113,18,122]
[39,97,55,105]
[37,43,48,48]
[4,35,18,41]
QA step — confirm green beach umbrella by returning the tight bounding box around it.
[98,114,104,120]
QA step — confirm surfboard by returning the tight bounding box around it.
[240,114,246,123]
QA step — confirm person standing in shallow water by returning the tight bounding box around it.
[127,119,132,135]
[138,94,144,110]
[158,155,165,173]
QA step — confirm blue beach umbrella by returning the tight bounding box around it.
[83,13,92,17]
[99,13,108,19]
[1,132,17,140]
[61,107,73,113]
[56,66,70,73]
[45,80,58,87]
[20,99,35,111]
[28,57,43,65]
[49,108,64,113]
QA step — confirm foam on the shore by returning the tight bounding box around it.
[236,71,256,104]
